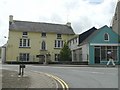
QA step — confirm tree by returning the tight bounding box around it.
[60,42,72,61]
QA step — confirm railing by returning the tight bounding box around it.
[16,55,51,63]
[16,55,40,62]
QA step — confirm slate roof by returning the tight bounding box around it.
[9,20,75,35]
[78,27,97,45]
[79,25,112,45]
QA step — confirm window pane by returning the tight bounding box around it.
[55,54,60,61]
[23,39,26,46]
[58,41,60,47]
[55,40,57,47]
[41,41,46,50]
[19,53,29,61]
[101,49,107,61]
[27,54,29,61]
[61,41,63,47]
[104,33,109,41]
[113,46,117,49]
[27,39,30,46]
[101,46,105,49]
[23,32,27,35]
[113,50,117,60]
[107,46,111,50]
[19,39,22,46]
[57,34,61,39]
[42,33,46,37]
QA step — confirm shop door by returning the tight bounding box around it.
[94,47,100,64]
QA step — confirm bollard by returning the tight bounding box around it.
[18,64,25,77]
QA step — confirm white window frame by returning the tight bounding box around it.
[19,53,29,62]
[22,32,28,36]
[41,41,47,50]
[55,40,63,48]
[41,33,46,37]
[57,34,62,39]
[104,33,109,41]
[19,38,30,47]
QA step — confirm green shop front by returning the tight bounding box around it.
[88,26,120,65]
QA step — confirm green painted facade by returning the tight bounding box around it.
[88,26,120,65]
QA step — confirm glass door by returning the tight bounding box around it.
[94,47,101,64]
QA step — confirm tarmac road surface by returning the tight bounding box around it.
[2,64,119,88]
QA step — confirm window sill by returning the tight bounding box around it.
[104,40,109,42]
[57,37,62,39]
[19,47,31,48]
[22,36,28,38]
[40,49,48,51]
[41,36,47,38]
[54,47,62,49]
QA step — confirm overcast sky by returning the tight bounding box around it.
[0,0,118,46]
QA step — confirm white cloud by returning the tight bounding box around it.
[0,0,117,46]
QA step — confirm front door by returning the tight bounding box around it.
[94,47,100,64]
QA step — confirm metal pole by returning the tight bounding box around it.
[21,68,24,76]
[18,65,21,75]
[44,54,47,65]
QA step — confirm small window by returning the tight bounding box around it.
[41,33,46,37]
[104,33,109,41]
[57,34,61,39]
[23,32,28,36]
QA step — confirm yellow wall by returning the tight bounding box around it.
[6,30,74,62]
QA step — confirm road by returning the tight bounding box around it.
[2,64,118,88]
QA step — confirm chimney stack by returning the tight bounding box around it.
[66,22,71,27]
[9,15,13,24]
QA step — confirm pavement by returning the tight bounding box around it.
[33,64,119,68]
[1,69,57,89]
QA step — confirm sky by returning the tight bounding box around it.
[0,0,118,46]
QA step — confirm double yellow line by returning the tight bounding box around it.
[44,73,69,90]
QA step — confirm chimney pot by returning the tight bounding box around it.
[66,22,71,27]
[9,15,13,23]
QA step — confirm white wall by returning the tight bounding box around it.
[81,44,89,61]
[71,44,89,62]
[1,47,6,63]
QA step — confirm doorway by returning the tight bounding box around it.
[94,47,101,64]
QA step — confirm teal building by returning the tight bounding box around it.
[87,25,120,65]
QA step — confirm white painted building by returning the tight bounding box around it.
[1,44,7,64]
[68,27,97,62]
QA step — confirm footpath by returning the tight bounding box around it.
[2,69,57,90]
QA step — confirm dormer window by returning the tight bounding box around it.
[104,33,109,41]
[57,34,61,39]
[41,33,46,37]
[22,32,28,38]
[23,32,28,36]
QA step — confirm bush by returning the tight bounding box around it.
[60,42,72,61]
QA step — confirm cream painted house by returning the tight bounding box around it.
[5,15,75,63]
